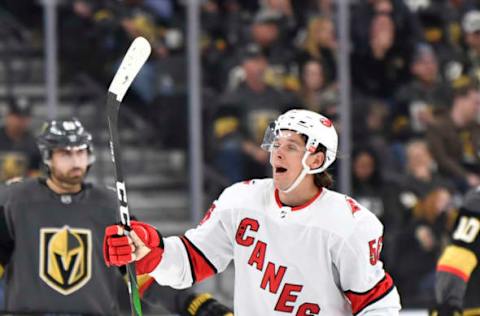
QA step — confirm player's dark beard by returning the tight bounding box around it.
[50,167,86,186]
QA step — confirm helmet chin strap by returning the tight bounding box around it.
[281,168,309,193]
[278,151,311,194]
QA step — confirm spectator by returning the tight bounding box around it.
[412,1,462,73]
[460,10,480,84]
[392,43,451,141]
[297,16,337,83]
[393,187,454,307]
[261,0,297,40]
[248,9,296,71]
[351,0,422,55]
[401,139,454,202]
[351,11,412,99]
[425,76,480,192]
[214,44,297,183]
[297,59,338,114]
[0,97,40,182]
[99,0,182,105]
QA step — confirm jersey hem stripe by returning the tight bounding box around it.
[437,265,469,282]
[352,285,395,315]
[344,273,395,314]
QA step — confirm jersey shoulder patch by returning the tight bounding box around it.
[331,192,382,234]
[345,196,361,215]
[324,190,365,217]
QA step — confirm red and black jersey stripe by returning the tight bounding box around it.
[344,273,395,315]
[180,236,218,284]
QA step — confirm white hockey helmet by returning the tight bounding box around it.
[262,109,338,192]
[262,109,338,173]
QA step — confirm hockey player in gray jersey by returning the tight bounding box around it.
[0,118,232,315]
[431,187,480,315]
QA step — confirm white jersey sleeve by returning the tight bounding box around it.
[149,183,239,288]
[335,204,401,315]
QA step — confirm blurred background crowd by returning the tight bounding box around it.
[2,0,480,311]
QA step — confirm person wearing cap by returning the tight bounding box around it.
[104,109,401,315]
[0,96,40,182]
[214,43,298,183]
[249,8,295,67]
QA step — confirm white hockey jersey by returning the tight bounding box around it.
[150,179,402,315]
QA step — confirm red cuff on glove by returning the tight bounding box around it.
[103,221,164,274]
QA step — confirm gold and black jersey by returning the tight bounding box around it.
[436,188,480,313]
[0,178,125,315]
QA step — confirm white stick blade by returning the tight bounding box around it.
[108,37,152,101]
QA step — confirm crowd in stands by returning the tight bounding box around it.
[3,0,480,309]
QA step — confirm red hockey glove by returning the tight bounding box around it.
[103,221,164,274]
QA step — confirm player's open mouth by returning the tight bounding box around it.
[275,167,287,174]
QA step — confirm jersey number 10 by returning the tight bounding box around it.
[453,216,480,243]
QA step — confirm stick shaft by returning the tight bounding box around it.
[106,92,142,316]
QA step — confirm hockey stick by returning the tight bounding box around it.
[106,36,151,316]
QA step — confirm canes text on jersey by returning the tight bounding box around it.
[235,218,320,315]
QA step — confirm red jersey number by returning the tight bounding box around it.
[368,237,383,265]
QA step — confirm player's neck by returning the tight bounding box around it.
[278,181,320,207]
[47,177,82,194]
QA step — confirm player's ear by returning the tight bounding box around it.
[308,151,325,170]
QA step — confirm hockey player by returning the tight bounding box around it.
[431,187,480,315]
[0,118,232,315]
[104,109,402,315]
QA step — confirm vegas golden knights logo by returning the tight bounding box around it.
[39,226,92,295]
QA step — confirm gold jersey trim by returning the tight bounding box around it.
[437,245,478,281]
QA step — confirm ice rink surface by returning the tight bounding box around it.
[401,311,428,316]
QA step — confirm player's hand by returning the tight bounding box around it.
[103,221,164,274]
